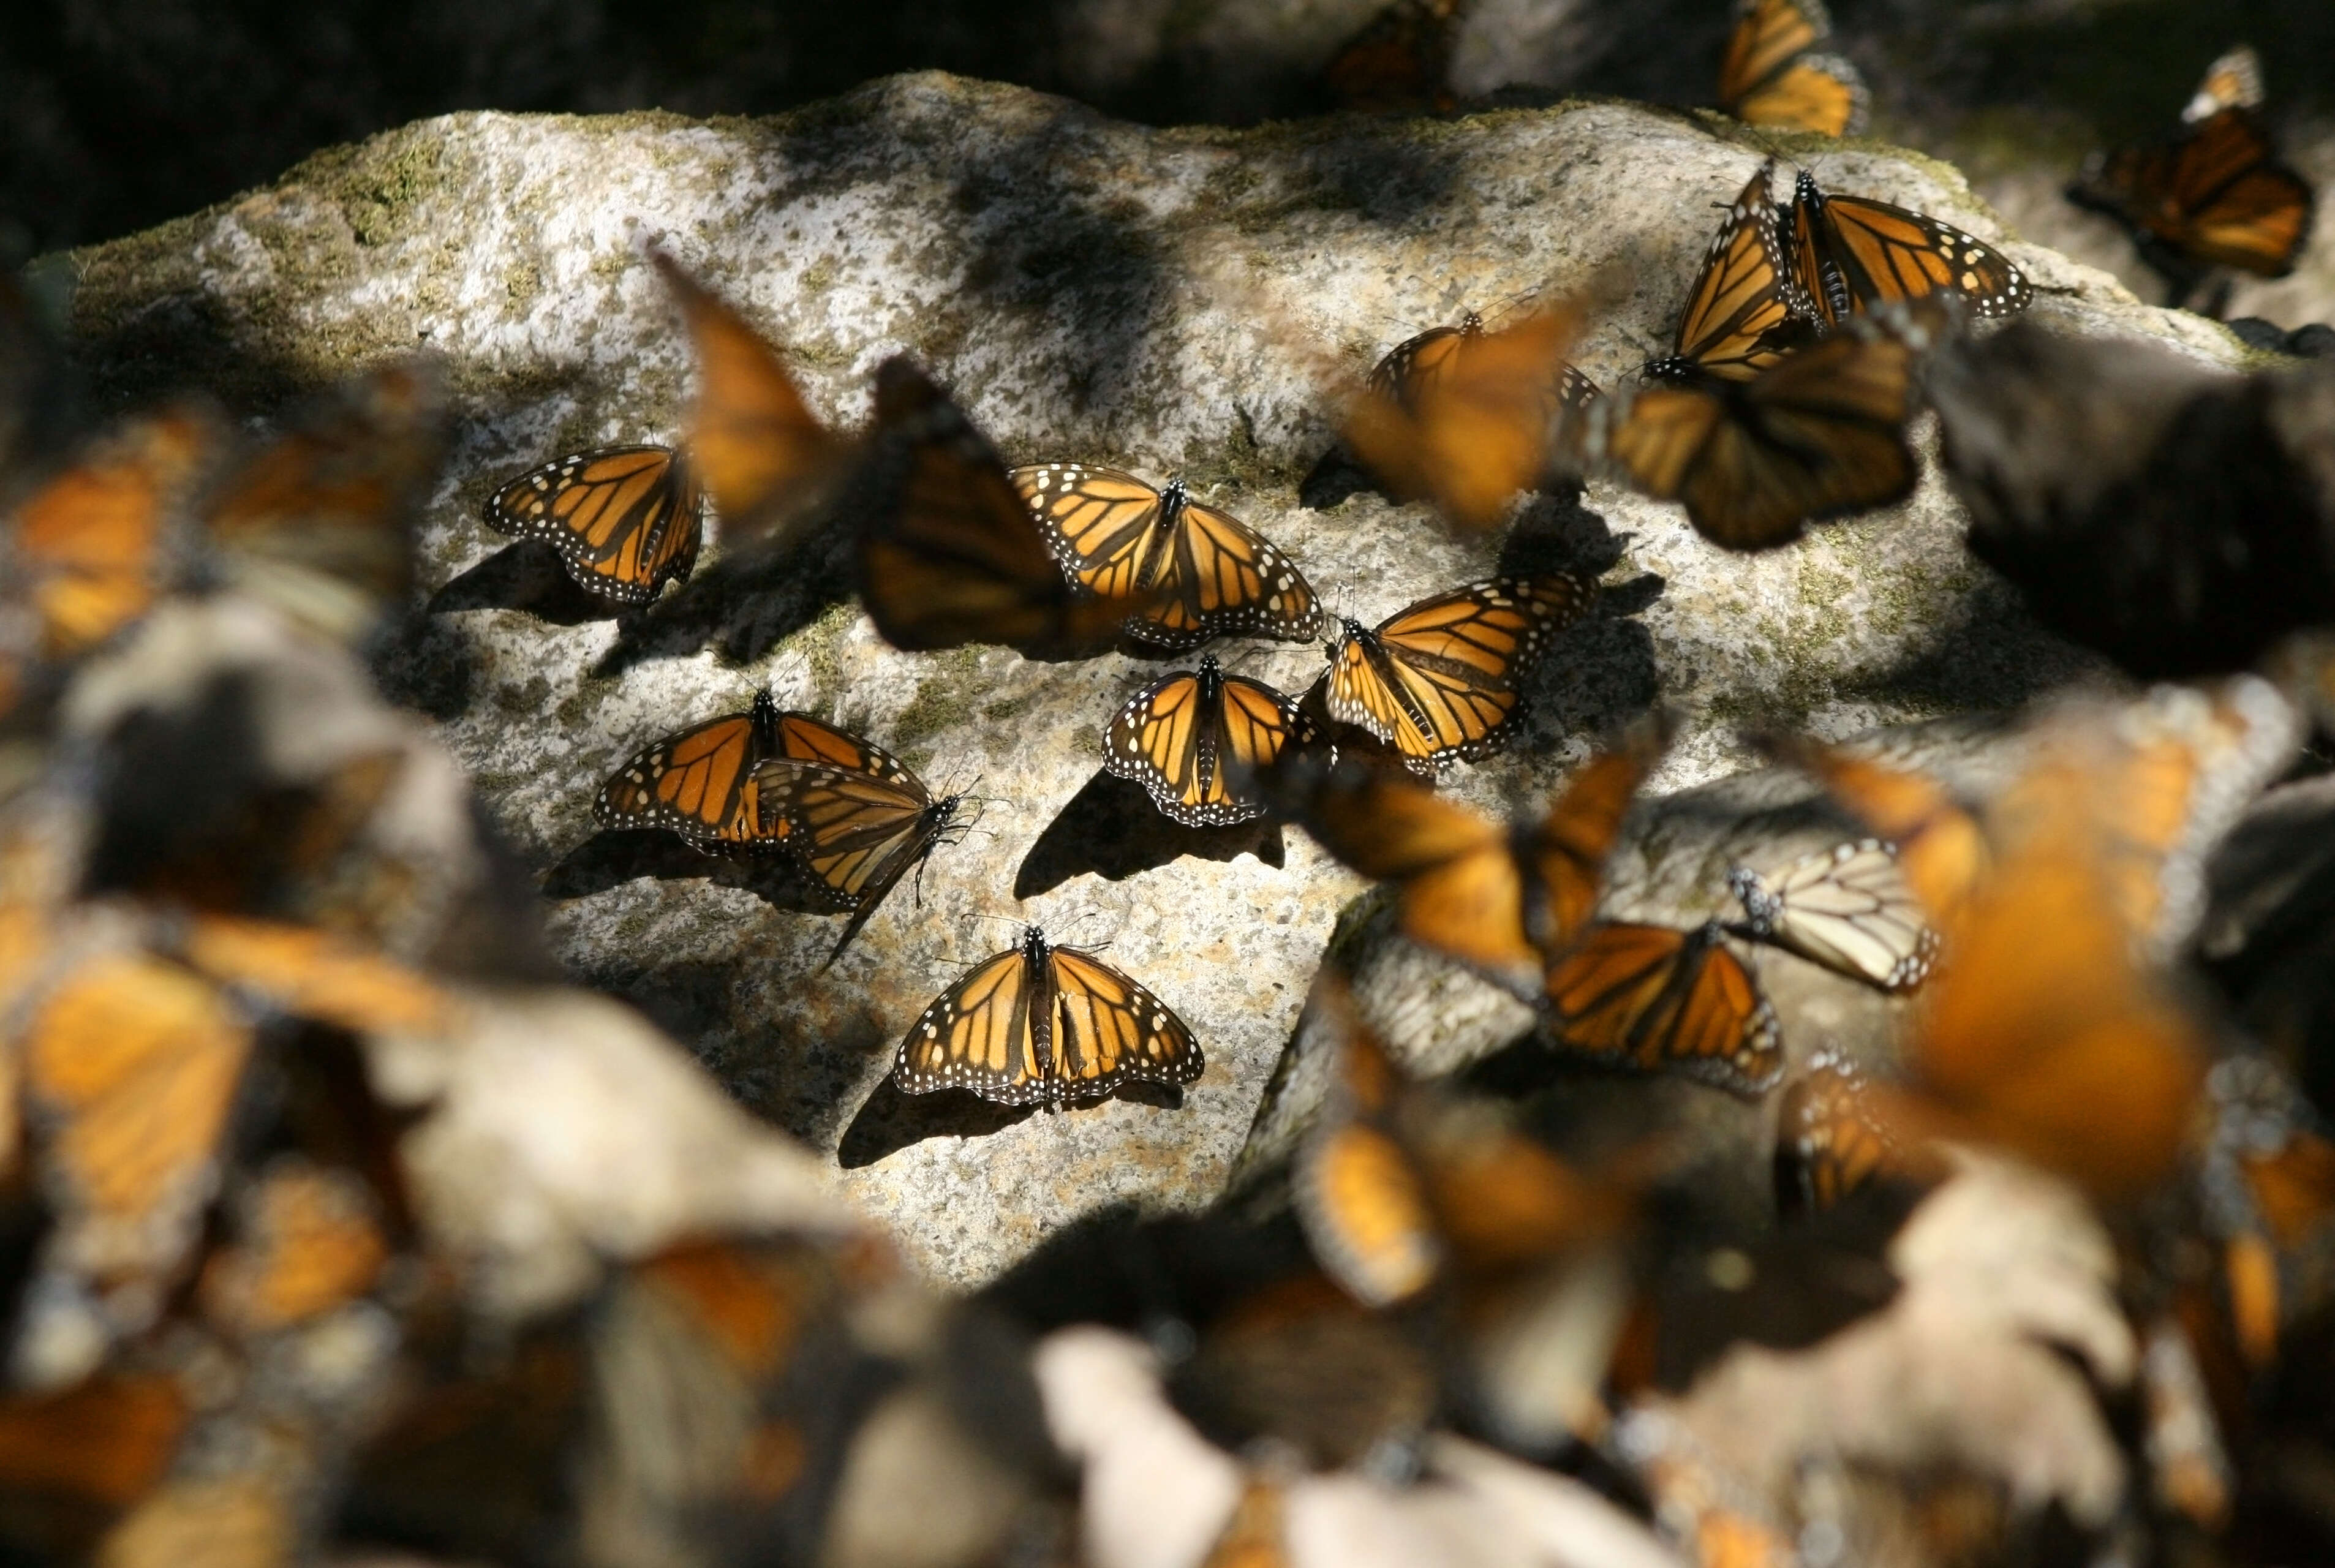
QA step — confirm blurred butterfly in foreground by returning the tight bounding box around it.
[1106,655,1323,828]
[1269,712,1669,993]
[1321,0,1463,114]
[594,690,891,854]
[655,253,851,544]
[1716,0,1868,137]
[1782,169,2031,325]
[1012,464,1321,649]
[754,733,971,967]
[1569,303,1939,551]
[482,444,703,604]
[2067,45,2314,292]
[859,360,1155,654]
[1727,837,1937,991]
[1643,162,1814,386]
[1755,731,1988,927]
[1343,306,1600,533]
[1323,573,1595,774]
[200,360,448,642]
[1772,1047,1935,1218]
[894,925,1200,1108]
[1543,920,1782,1096]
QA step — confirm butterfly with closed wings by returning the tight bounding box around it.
[753,733,971,967]
[1543,920,1783,1097]
[1727,837,1938,992]
[2067,45,2315,288]
[1782,169,2031,325]
[1322,573,1595,774]
[894,925,1201,1108]
[1754,729,1989,925]
[1106,655,1324,829]
[1716,0,1868,138]
[1573,303,1937,551]
[859,360,1151,654]
[1642,163,1814,386]
[1013,464,1321,649]
[483,444,704,605]
[595,690,891,856]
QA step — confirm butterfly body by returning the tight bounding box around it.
[1784,170,2031,324]
[1322,574,1593,772]
[753,737,968,966]
[1106,655,1321,828]
[1013,463,1319,649]
[1543,921,1782,1096]
[1642,164,1814,387]
[483,443,703,604]
[894,925,1201,1107]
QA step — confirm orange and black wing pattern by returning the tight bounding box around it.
[1584,309,1928,551]
[1105,655,1321,828]
[1640,164,1813,386]
[1786,170,2031,325]
[1543,921,1782,1096]
[1324,573,1595,772]
[1345,306,1599,533]
[484,444,703,603]
[753,738,963,965]
[893,926,1200,1107]
[1014,464,1319,647]
[858,360,1141,654]
[595,690,793,850]
[2067,50,2314,279]
[1771,1048,1934,1218]
[7,406,217,660]
[1716,0,1868,137]
[655,253,851,541]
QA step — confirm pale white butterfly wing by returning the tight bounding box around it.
[1729,838,1938,991]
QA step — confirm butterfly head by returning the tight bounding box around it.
[1158,476,1191,519]
[1458,309,1485,339]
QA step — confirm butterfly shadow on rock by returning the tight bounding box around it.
[1014,769,1284,900]
[540,829,857,916]
[426,539,635,625]
[590,518,857,678]
[837,1074,1187,1167]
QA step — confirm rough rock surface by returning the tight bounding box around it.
[58,72,2242,1285]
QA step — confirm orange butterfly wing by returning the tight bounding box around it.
[1787,173,2031,324]
[484,443,703,603]
[1544,921,1782,1096]
[1642,164,1814,385]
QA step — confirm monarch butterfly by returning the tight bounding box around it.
[1908,765,2208,1201]
[1756,731,1988,925]
[1716,0,1868,137]
[172,913,458,1037]
[1343,306,1599,532]
[1576,307,1931,551]
[1272,714,1667,989]
[654,253,851,543]
[1322,573,1595,774]
[1542,921,1782,1097]
[1771,1048,1931,1218]
[482,444,704,604]
[1012,464,1321,648]
[2066,47,2314,282]
[1293,974,1635,1307]
[1782,170,2032,325]
[1104,655,1323,828]
[1641,164,1813,386]
[594,691,878,852]
[858,359,1148,654]
[752,739,970,966]
[200,360,447,643]
[893,925,1201,1107]
[7,405,217,660]
[1727,838,1937,991]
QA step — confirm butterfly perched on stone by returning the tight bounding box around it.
[483,443,704,604]
[1104,655,1324,828]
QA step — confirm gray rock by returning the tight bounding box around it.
[56,72,2246,1286]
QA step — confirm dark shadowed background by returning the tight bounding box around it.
[4,0,2331,261]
